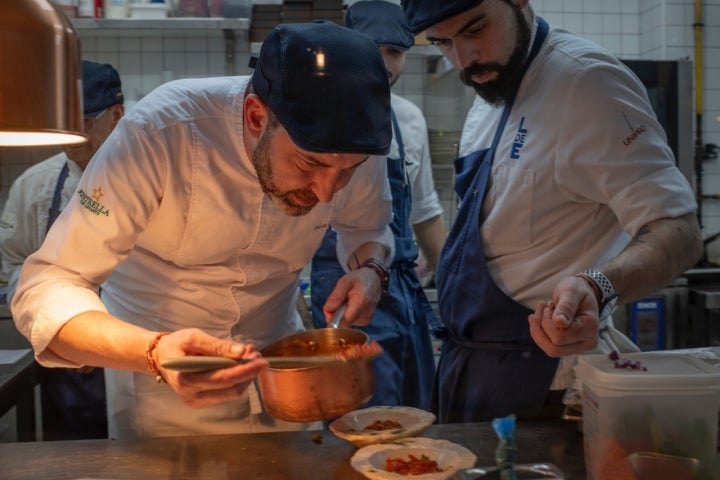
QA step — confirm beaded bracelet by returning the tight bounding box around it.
[145,331,171,383]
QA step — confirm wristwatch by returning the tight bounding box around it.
[360,258,390,293]
[576,269,618,319]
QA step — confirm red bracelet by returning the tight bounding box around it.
[145,332,171,383]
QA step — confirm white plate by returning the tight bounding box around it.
[329,406,436,447]
[351,437,477,480]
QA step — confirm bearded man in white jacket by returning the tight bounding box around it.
[12,21,396,439]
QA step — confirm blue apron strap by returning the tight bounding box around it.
[46,162,70,234]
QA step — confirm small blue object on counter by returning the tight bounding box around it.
[492,414,517,480]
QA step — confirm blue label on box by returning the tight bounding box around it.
[629,297,665,351]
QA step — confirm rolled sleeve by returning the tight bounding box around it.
[14,279,107,367]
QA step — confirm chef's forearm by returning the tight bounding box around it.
[598,212,702,304]
[346,241,391,270]
[412,214,446,272]
[48,311,156,374]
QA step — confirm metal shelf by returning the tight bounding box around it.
[70,17,250,36]
[70,17,250,73]
[250,41,440,55]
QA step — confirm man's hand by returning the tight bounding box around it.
[528,275,600,357]
[321,268,383,328]
[155,328,269,408]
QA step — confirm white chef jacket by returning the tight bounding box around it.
[12,76,394,438]
[0,153,83,304]
[389,93,444,226]
[457,15,697,388]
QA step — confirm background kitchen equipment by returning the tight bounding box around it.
[612,277,690,351]
[167,0,251,17]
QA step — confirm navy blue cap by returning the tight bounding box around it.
[82,60,123,115]
[346,1,414,51]
[402,0,484,34]
[250,21,391,155]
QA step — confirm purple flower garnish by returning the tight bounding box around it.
[608,351,647,371]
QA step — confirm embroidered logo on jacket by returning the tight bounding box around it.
[620,112,647,146]
[78,188,110,217]
[510,117,528,159]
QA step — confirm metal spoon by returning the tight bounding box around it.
[328,304,347,328]
[161,354,353,372]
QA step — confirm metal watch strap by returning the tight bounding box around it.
[360,258,390,292]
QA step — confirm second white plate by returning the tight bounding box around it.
[351,437,477,480]
[329,406,436,447]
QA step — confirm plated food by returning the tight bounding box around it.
[351,437,477,480]
[329,406,436,447]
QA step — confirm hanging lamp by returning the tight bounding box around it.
[0,0,86,146]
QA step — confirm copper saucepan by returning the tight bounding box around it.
[257,328,375,422]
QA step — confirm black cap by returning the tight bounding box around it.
[402,0,484,34]
[250,21,391,155]
[82,60,124,115]
[346,1,414,51]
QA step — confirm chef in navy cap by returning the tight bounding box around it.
[400,0,701,431]
[81,60,124,115]
[311,1,446,411]
[250,20,391,154]
[345,0,415,53]
[401,0,484,35]
[12,21,399,439]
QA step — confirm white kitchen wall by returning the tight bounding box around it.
[1,0,719,260]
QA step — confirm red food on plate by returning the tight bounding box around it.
[364,419,403,431]
[385,454,443,475]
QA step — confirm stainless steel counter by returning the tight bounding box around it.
[0,349,41,442]
[0,420,587,479]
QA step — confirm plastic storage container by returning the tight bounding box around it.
[575,352,720,480]
[129,1,170,18]
[104,0,128,18]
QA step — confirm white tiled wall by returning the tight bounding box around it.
[79,31,251,109]
[2,0,719,259]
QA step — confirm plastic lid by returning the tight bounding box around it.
[575,352,720,391]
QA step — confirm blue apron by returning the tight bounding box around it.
[432,19,558,423]
[311,109,438,409]
[40,162,108,440]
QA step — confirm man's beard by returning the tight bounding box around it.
[252,126,318,217]
[459,5,532,106]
